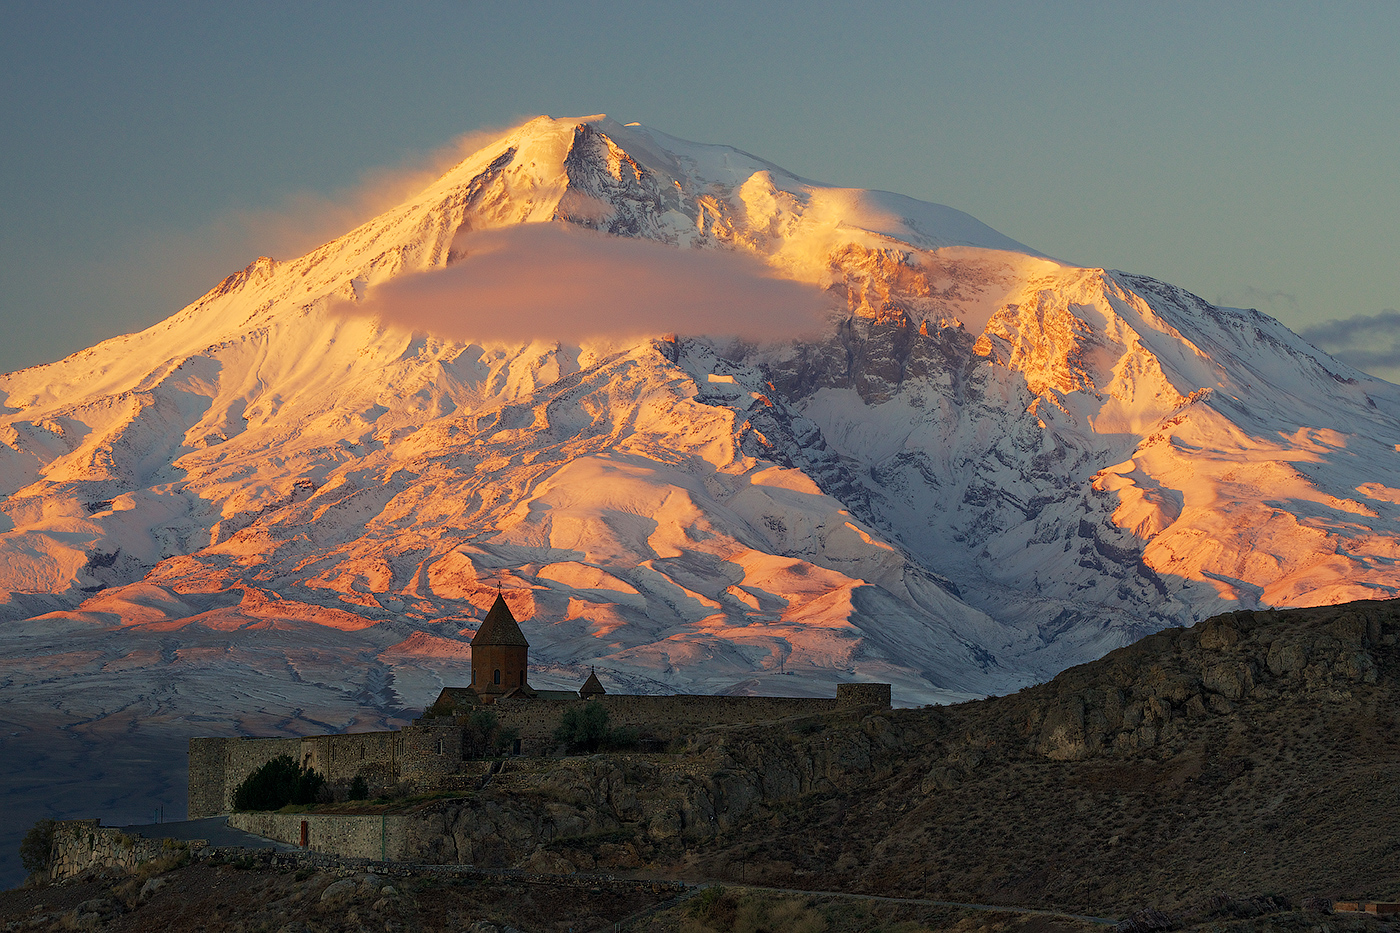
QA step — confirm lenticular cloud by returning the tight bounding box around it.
[333,223,832,343]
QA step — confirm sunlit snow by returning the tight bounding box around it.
[2,115,1398,877]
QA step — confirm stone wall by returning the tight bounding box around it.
[300,731,405,786]
[188,736,300,818]
[189,685,893,813]
[837,683,892,708]
[401,720,469,785]
[187,737,232,821]
[228,812,410,861]
[492,693,844,754]
[188,732,407,818]
[48,820,180,881]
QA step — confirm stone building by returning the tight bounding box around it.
[467,594,535,703]
[579,668,605,698]
[188,594,892,818]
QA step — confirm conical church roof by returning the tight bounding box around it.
[470,594,529,647]
[580,668,606,697]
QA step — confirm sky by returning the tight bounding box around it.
[2,1,1398,380]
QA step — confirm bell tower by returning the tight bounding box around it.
[470,594,532,703]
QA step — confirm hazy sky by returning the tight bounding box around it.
[2,1,1398,379]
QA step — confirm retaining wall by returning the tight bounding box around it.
[228,811,410,861]
[190,685,892,814]
[48,820,186,881]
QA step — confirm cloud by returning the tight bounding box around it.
[1215,285,1302,316]
[332,224,834,343]
[1301,309,1400,379]
[224,123,523,262]
[4,120,538,372]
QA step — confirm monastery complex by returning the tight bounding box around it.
[188,596,891,817]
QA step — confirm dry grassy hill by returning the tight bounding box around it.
[673,598,1400,916]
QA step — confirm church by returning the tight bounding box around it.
[466,593,539,703]
[189,593,889,817]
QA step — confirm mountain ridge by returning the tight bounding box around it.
[4,115,1399,697]
[0,115,1396,860]
[4,110,1400,886]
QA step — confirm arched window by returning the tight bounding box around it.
[494,669,501,685]
[520,671,525,685]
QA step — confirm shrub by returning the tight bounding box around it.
[465,709,499,758]
[555,702,612,753]
[461,709,520,758]
[684,888,825,933]
[554,703,637,753]
[495,724,521,754]
[348,774,369,801]
[232,755,325,811]
[607,725,639,751]
[19,818,55,875]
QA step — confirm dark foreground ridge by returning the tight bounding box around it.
[15,597,1400,931]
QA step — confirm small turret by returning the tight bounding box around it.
[579,667,606,699]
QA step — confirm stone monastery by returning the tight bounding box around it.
[188,595,891,818]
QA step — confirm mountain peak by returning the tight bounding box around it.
[3,113,1398,721]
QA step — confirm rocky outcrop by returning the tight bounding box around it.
[391,600,1400,877]
[557,124,675,239]
[1022,601,1388,761]
[402,709,902,871]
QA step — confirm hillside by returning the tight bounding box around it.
[386,597,1400,917]
[709,597,1400,914]
[10,597,1400,931]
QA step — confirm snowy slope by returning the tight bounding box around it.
[2,111,1398,740]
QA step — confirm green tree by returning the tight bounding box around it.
[554,702,612,753]
[494,723,521,755]
[232,755,325,811]
[462,709,520,758]
[19,818,55,875]
[464,709,500,759]
[348,774,369,801]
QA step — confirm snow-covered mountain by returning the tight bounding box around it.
[3,113,1399,733]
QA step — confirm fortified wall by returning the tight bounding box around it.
[190,727,443,818]
[187,595,892,819]
[188,683,891,818]
[489,683,891,753]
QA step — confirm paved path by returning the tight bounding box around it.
[740,884,1117,926]
[119,816,300,852]
[588,881,1117,932]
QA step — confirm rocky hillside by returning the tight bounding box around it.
[13,597,1400,930]
[385,596,1400,918]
